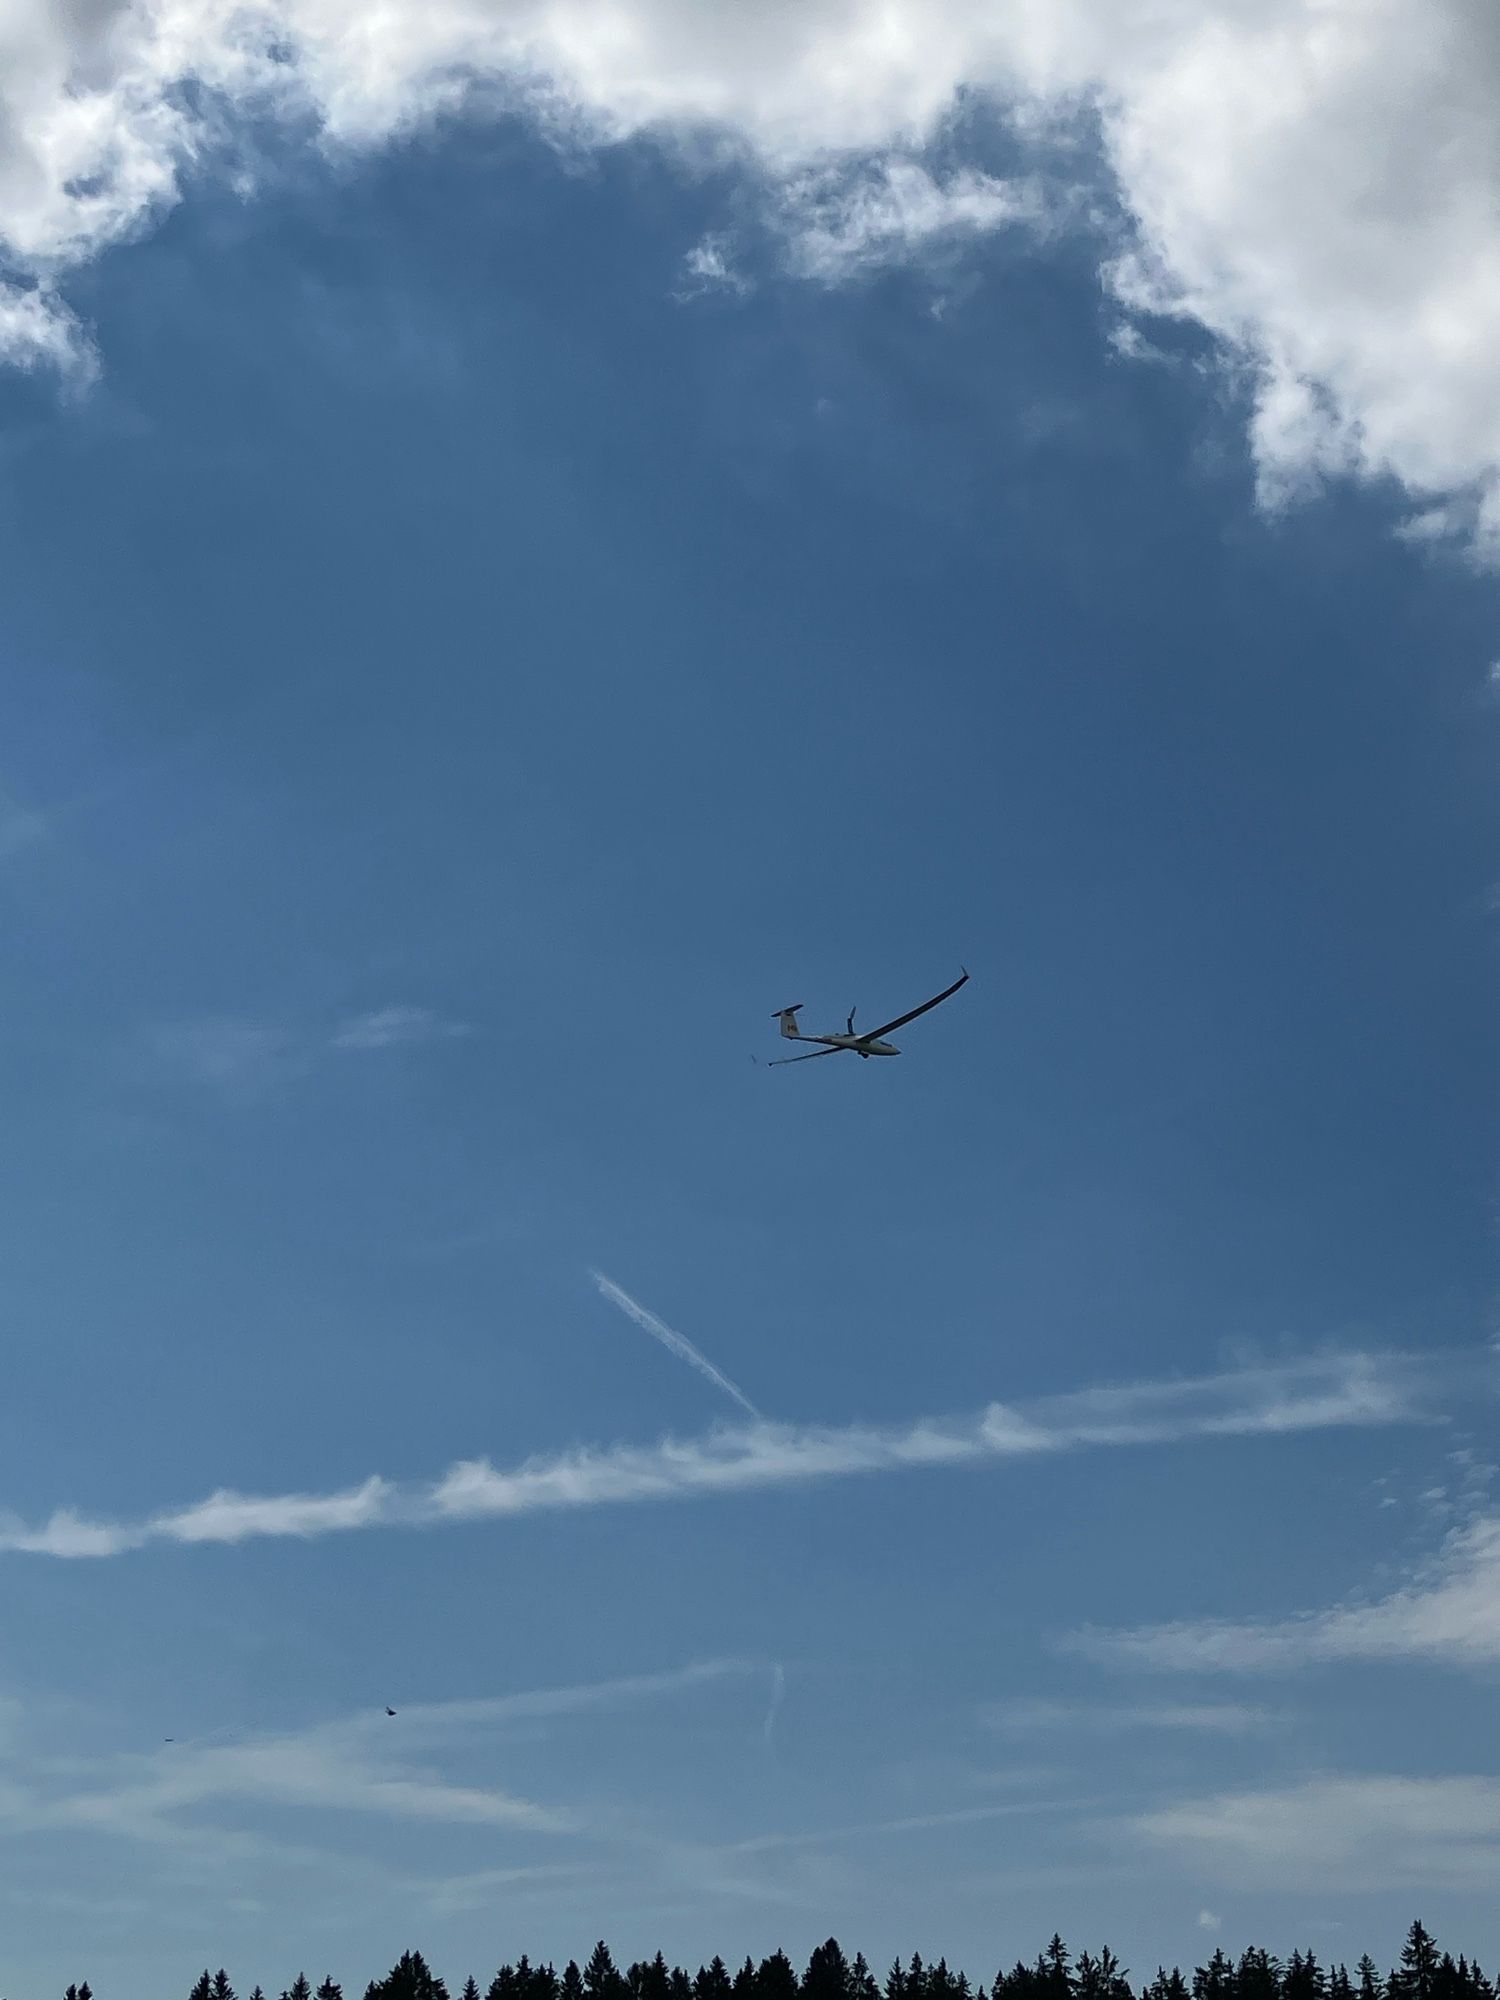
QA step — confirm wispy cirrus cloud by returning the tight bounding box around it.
[0,1350,1434,1564]
[142,1003,471,1100]
[330,1005,471,1051]
[983,1697,1275,1735]
[593,1272,761,1418]
[1135,1775,1500,1891]
[1072,1513,1500,1673]
[0,1662,755,1858]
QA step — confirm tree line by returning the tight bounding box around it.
[54,1919,1495,2000]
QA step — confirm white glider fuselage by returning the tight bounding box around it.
[806,1034,899,1056]
[767,972,967,1068]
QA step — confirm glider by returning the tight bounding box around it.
[768,969,969,1066]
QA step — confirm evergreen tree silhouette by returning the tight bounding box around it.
[1330,1969,1353,2000]
[696,1958,733,2000]
[318,1982,345,2000]
[212,1973,238,2000]
[1237,1947,1280,2000]
[886,1966,908,2000]
[731,1962,757,2000]
[1394,1925,1441,2000]
[805,1940,853,2000]
[560,1964,585,2000]
[1357,1960,1386,2000]
[285,1976,313,2000]
[367,1952,449,2000]
[756,1955,798,2000]
[1285,1953,1328,2000]
[189,1975,213,2000]
[630,1952,671,2000]
[585,1946,627,2000]
[670,1971,693,2000]
[1146,1969,1190,2000]
[461,1978,482,2000]
[1195,1952,1237,2000]
[1041,1938,1072,2000]
[928,1960,958,2000]
[851,1958,880,2000]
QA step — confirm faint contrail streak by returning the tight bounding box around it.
[763,1662,786,1747]
[591,1272,761,1419]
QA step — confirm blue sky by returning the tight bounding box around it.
[1,6,1499,1996]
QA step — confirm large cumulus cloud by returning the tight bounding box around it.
[3,0,1499,551]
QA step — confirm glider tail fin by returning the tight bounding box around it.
[773,1005,804,1040]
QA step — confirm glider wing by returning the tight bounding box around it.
[863,968,970,1042]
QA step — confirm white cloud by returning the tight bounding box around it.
[727,1796,1073,1855]
[592,1271,761,1418]
[144,1002,469,1098]
[1198,1911,1223,1933]
[0,2,1497,548]
[0,1349,1429,1563]
[678,232,749,299]
[0,279,93,380]
[984,1697,1273,1735]
[1074,1513,1500,1672]
[776,160,1043,282]
[329,1005,470,1050]
[0,1661,765,1864]
[1137,1775,1500,1890]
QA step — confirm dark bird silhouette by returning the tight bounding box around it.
[385,1706,397,1717]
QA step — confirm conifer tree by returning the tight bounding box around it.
[851,1958,880,2000]
[366,1952,449,2000]
[189,1975,214,2000]
[731,1962,756,2000]
[212,1972,238,2000]
[560,1965,585,2000]
[585,1947,627,2000]
[1042,1939,1072,2000]
[756,1955,799,2000]
[696,1959,732,2000]
[286,1975,313,2000]
[1195,1953,1236,2000]
[318,1982,345,2000]
[1394,1926,1440,2000]
[638,1953,672,2000]
[1146,1969,1190,2000]
[1357,1960,1385,2000]
[805,1941,853,2000]
[1237,1948,1280,2000]
[461,1980,481,2000]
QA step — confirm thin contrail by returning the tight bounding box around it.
[763,1663,786,1747]
[591,1272,761,1419]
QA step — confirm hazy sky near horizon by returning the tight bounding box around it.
[1,3,1499,1994]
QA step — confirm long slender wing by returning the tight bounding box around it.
[863,968,970,1042]
[768,1045,848,1067]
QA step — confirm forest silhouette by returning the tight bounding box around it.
[74,1917,1490,2000]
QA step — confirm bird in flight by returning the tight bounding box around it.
[768,969,969,1066]
[385,1706,397,1717]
